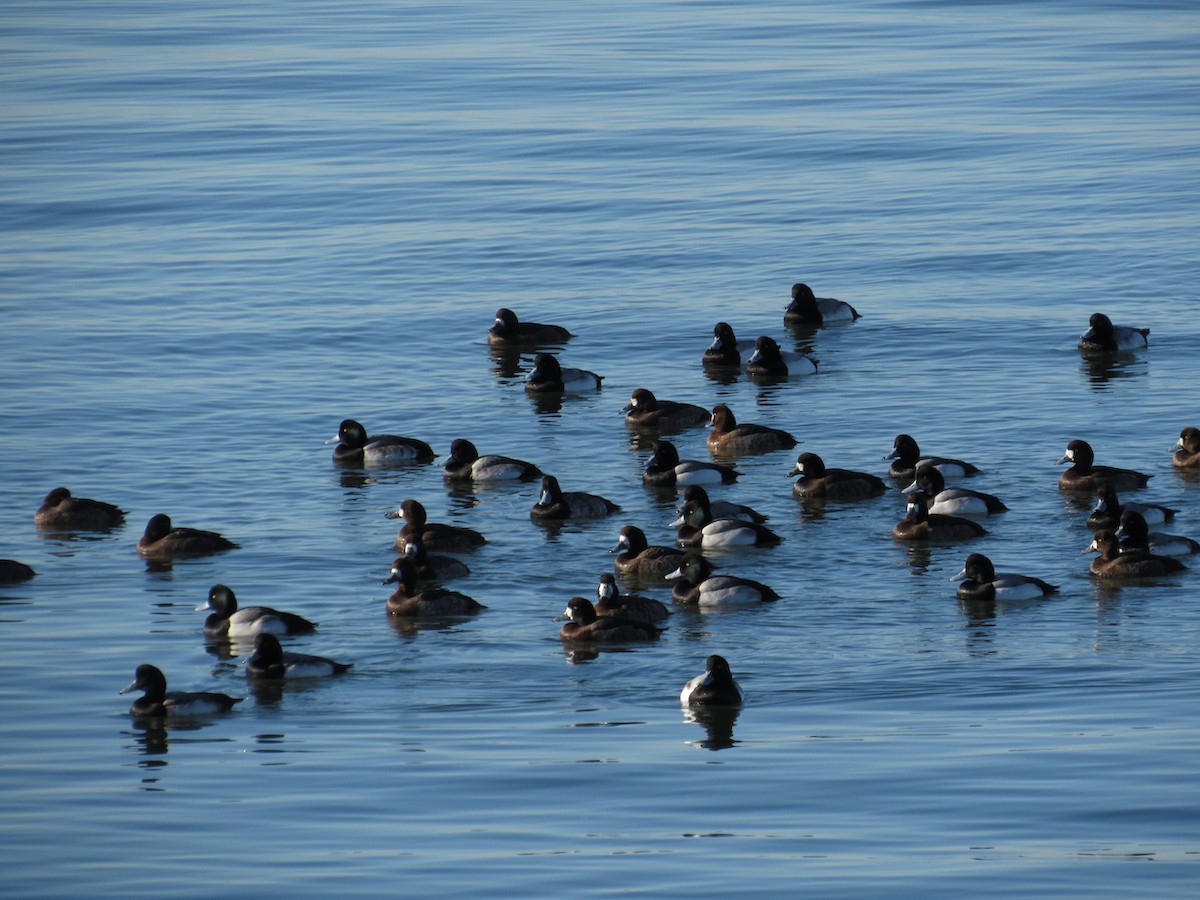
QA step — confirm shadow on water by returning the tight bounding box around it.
[1079,353,1148,389]
[682,705,741,751]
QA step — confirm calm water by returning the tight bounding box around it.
[2,1,1199,896]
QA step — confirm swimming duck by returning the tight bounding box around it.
[611,525,687,580]
[904,465,1008,516]
[1171,427,1200,468]
[892,491,987,542]
[137,514,238,559]
[398,538,471,581]
[679,485,767,524]
[702,322,743,367]
[383,558,485,616]
[34,487,126,531]
[1116,510,1200,557]
[644,439,739,488]
[198,584,317,638]
[884,434,980,482]
[1086,484,1174,531]
[487,307,572,346]
[745,335,818,377]
[951,553,1058,602]
[1078,312,1148,353]
[621,388,710,430]
[787,452,887,500]
[531,475,621,520]
[680,654,744,706]
[558,596,663,642]
[668,554,780,608]
[784,282,861,326]
[121,663,242,717]
[386,498,487,551]
[443,438,543,482]
[672,498,782,548]
[0,559,35,583]
[1058,439,1151,493]
[594,573,670,623]
[707,404,798,456]
[246,633,352,678]
[524,352,603,393]
[1086,530,1186,579]
[326,418,435,466]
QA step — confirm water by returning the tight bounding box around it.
[2,1,1199,896]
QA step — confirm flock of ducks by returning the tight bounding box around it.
[5,288,1198,723]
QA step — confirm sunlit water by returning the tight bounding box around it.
[2,1,1199,896]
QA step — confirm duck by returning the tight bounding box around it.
[487,307,572,346]
[530,475,621,520]
[884,434,981,482]
[1171,427,1200,468]
[594,573,670,623]
[246,633,352,678]
[1078,312,1148,353]
[680,654,744,706]
[679,485,767,524]
[787,452,887,500]
[707,404,798,456]
[951,553,1058,602]
[668,554,780,608]
[1116,509,1200,557]
[524,352,603,393]
[644,439,739,488]
[1058,439,1151,493]
[34,487,126,531]
[892,491,987,542]
[383,558,485,616]
[326,418,435,466]
[0,559,35,583]
[198,584,317,638]
[443,438,543,482]
[671,498,782,548]
[903,465,1008,516]
[784,282,861,326]
[386,498,486,551]
[621,387,710,430]
[137,514,238,558]
[1086,484,1175,531]
[745,335,818,377]
[702,322,743,367]
[121,663,242,717]
[1086,530,1186,579]
[398,538,471,581]
[611,524,687,580]
[558,596,663,642]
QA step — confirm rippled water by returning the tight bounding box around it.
[3,1,1199,896]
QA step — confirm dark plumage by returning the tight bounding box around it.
[487,307,572,346]
[531,475,621,520]
[558,596,663,643]
[673,498,782,548]
[198,584,317,638]
[326,418,435,465]
[523,352,603,393]
[1058,439,1151,493]
[137,514,238,559]
[121,663,242,717]
[703,322,741,366]
[680,485,767,524]
[398,539,471,581]
[1172,427,1200,468]
[784,282,860,326]
[1116,510,1200,557]
[952,553,1058,602]
[611,525,687,581]
[788,452,887,500]
[885,434,980,482]
[0,559,35,583]
[644,439,739,488]
[594,573,670,624]
[34,487,125,531]
[383,558,485,616]
[680,654,744,706]
[906,465,1007,516]
[707,403,798,456]
[745,335,817,377]
[1087,530,1186,579]
[668,554,780,608]
[892,491,987,542]
[1086,484,1174,532]
[443,438,542,482]
[1078,312,1148,353]
[387,498,486,552]
[621,388,710,430]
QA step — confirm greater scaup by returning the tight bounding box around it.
[611,524,687,580]
[1171,427,1200,468]
[35,487,126,531]
[707,404,798,456]
[246,633,352,678]
[884,434,981,482]
[326,418,435,466]
[784,282,861,326]
[1086,484,1174,531]
[488,307,572,346]
[386,498,487,551]
[443,438,543,482]
[1058,439,1151,493]
[0,559,35,583]
[667,554,780,608]
[644,439,739,488]
[524,352,603,393]
[137,514,238,559]
[745,335,818,377]
[1078,312,1149,353]
[671,498,782,548]
[198,584,317,638]
[558,596,663,642]
[951,553,1058,602]
[702,322,743,367]
[679,485,767,524]
[892,492,987,542]
[1086,530,1186,579]
[680,654,744,706]
[903,465,1008,516]
[531,475,621,520]
[398,538,472,581]
[621,388,710,430]
[383,558,485,616]
[594,573,670,623]
[787,452,887,500]
[1116,509,1200,557]
[121,663,242,717]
